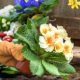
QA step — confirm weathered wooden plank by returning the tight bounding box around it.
[53,0,76,17]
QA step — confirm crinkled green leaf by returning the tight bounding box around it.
[23,46,39,61]
[30,60,44,76]
[15,26,38,52]
[42,60,60,76]
[2,67,18,74]
[24,7,37,12]
[14,4,22,10]
[54,62,76,74]
[43,0,59,5]
[42,52,67,63]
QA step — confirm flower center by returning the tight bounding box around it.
[55,44,61,50]
[35,0,39,2]
[64,45,70,53]
[25,0,29,3]
[46,36,53,45]
[43,29,48,34]
[54,32,59,39]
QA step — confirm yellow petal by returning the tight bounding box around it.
[40,24,49,35]
[63,41,73,54]
[54,39,64,53]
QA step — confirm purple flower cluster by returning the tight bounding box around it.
[14,0,44,12]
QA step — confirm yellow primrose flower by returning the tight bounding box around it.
[39,32,54,52]
[48,24,57,32]
[68,0,80,9]
[54,38,64,53]
[40,23,57,36]
[44,32,54,45]
[57,25,68,39]
[63,40,73,54]
[40,24,49,35]
[65,52,73,62]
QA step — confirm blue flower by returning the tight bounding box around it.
[31,0,44,7]
[14,0,44,13]
[14,0,32,8]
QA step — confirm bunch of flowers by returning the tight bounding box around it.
[68,0,80,9]
[39,24,73,61]
[0,0,76,78]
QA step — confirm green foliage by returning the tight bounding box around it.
[15,16,75,77]
[23,46,39,61]
[14,4,22,10]
[43,0,59,5]
[41,52,67,63]
[42,60,60,76]
[39,0,59,13]
[54,62,76,74]
[30,60,44,76]
[1,67,18,74]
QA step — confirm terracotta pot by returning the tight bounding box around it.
[16,60,31,77]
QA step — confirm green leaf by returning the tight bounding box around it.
[42,52,67,63]
[2,67,18,74]
[23,46,39,61]
[54,62,76,74]
[9,11,20,21]
[14,4,22,10]
[39,0,59,13]
[30,60,44,76]
[24,7,37,12]
[43,0,59,5]
[37,16,49,25]
[15,26,38,52]
[42,60,60,76]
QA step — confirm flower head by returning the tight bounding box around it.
[54,38,64,53]
[31,0,44,7]
[63,39,74,61]
[68,0,80,9]
[57,25,68,39]
[39,32,54,52]
[14,0,44,12]
[0,5,14,17]
[39,23,74,62]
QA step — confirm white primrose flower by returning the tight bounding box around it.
[39,23,74,63]
[0,9,10,17]
[10,22,21,33]
[57,25,68,39]
[39,32,54,52]
[40,24,49,36]
[54,38,64,53]
[0,5,14,17]
[40,23,58,36]
[48,24,57,32]
[4,31,14,36]
[4,5,14,11]
[63,40,74,62]
[4,22,21,36]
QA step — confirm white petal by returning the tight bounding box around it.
[6,30,14,36]
[39,42,48,48]
[40,24,49,35]
[49,24,57,31]
[39,36,46,43]
[64,53,73,63]
[45,46,54,52]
